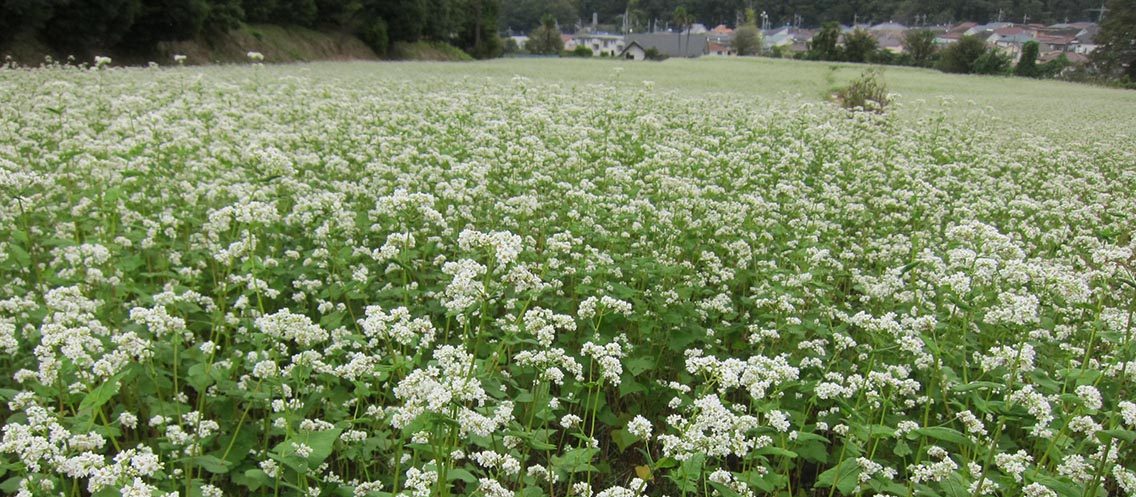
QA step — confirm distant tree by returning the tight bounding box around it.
[973,47,1011,74]
[125,0,209,46]
[315,0,362,28]
[808,21,841,61]
[842,28,878,62]
[526,14,563,54]
[1015,40,1039,77]
[458,0,503,58]
[204,0,245,32]
[359,16,389,56]
[43,0,142,50]
[241,0,276,22]
[0,0,55,44]
[904,29,936,67]
[365,0,427,42]
[271,0,318,26]
[1092,0,1136,81]
[672,6,692,56]
[733,9,761,56]
[1037,53,1072,78]
[936,34,986,73]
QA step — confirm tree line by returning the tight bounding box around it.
[0,0,502,59]
[503,0,1107,33]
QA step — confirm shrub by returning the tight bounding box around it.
[834,69,891,112]
[973,48,1012,75]
[644,47,667,61]
[1015,40,1040,77]
[937,35,987,73]
[569,45,593,57]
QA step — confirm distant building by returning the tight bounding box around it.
[571,33,626,56]
[625,32,709,58]
[619,41,647,60]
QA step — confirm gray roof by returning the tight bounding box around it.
[625,33,709,58]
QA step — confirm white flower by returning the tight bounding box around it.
[628,415,652,440]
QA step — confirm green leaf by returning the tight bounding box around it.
[611,428,638,452]
[0,476,21,494]
[910,426,970,446]
[5,244,30,266]
[795,440,828,464]
[893,439,913,458]
[79,376,122,414]
[816,458,859,495]
[1098,429,1136,443]
[236,469,271,491]
[552,447,598,474]
[625,356,655,376]
[187,363,214,391]
[755,446,798,459]
[447,468,477,483]
[191,455,232,474]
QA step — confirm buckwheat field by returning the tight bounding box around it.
[1,58,1135,497]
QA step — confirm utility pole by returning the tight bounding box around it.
[1022,14,1029,24]
[1087,3,1109,22]
[997,9,1004,22]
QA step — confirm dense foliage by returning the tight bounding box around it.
[0,60,1134,497]
[1091,0,1136,82]
[0,0,502,59]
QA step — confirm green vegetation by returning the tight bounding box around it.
[0,0,502,62]
[834,69,891,111]
[1015,41,1040,78]
[1092,0,1136,83]
[526,14,564,55]
[731,9,761,57]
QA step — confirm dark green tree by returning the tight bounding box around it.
[241,0,276,22]
[733,8,761,55]
[842,28,878,62]
[314,0,361,27]
[1014,40,1039,77]
[1093,0,1136,81]
[44,0,142,50]
[672,5,692,56]
[458,0,503,58]
[936,34,986,73]
[808,21,842,61]
[362,0,427,42]
[0,0,55,44]
[204,0,245,32]
[903,29,936,67]
[526,13,563,54]
[125,0,209,46]
[359,16,389,55]
[271,0,318,26]
[973,48,1011,74]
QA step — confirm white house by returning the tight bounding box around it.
[619,41,647,60]
[571,33,626,56]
